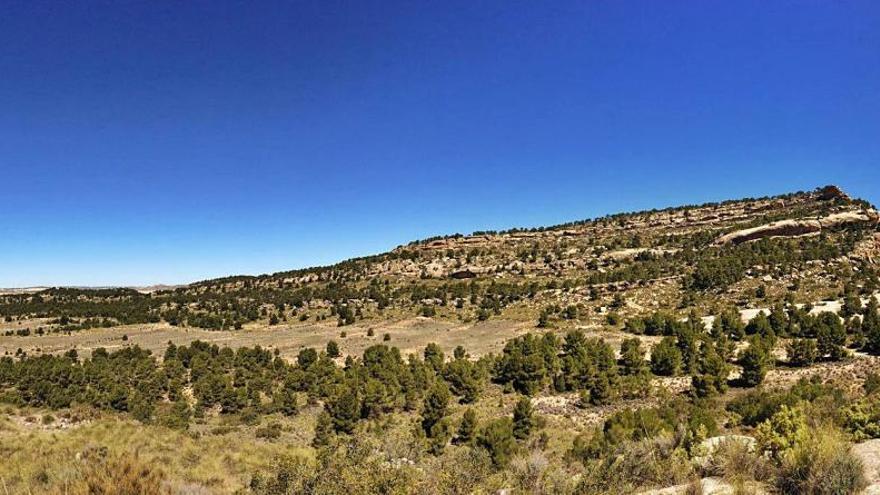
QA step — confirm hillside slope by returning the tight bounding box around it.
[1,185,877,336]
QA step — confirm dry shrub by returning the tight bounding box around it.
[54,451,170,495]
[250,437,421,495]
[576,432,694,494]
[508,450,549,494]
[684,477,704,495]
[422,447,494,494]
[775,427,867,495]
[703,438,774,483]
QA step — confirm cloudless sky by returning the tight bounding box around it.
[1,0,878,287]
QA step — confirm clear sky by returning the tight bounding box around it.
[1,1,878,287]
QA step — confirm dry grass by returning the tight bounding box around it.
[50,452,170,495]
[0,410,313,494]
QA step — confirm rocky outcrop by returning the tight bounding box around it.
[714,219,822,245]
[818,184,851,201]
[714,209,879,245]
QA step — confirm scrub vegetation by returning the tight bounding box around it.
[2,185,880,494]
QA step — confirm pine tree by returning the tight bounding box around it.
[721,309,746,341]
[422,381,451,436]
[842,289,863,318]
[739,340,771,387]
[453,345,467,360]
[312,411,334,448]
[327,387,360,434]
[692,341,729,398]
[272,383,298,416]
[457,408,477,444]
[476,418,517,468]
[746,312,776,346]
[786,338,817,367]
[512,396,534,440]
[769,303,788,337]
[326,340,340,358]
[297,348,318,369]
[816,312,847,361]
[675,326,699,374]
[863,298,880,354]
[590,372,614,405]
[424,343,445,372]
[650,337,682,376]
[161,397,191,430]
[619,337,648,376]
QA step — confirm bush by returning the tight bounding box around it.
[815,313,847,361]
[864,372,880,395]
[739,341,771,387]
[326,340,340,358]
[512,396,534,440]
[701,437,774,484]
[787,339,817,367]
[255,422,282,440]
[576,433,693,494]
[756,405,809,461]
[456,408,477,444]
[250,439,421,494]
[58,452,170,495]
[650,337,682,376]
[476,418,517,468]
[775,428,866,495]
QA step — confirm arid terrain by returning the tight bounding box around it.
[2,185,880,494]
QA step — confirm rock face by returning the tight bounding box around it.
[818,184,851,201]
[714,219,822,245]
[714,209,879,245]
[852,439,880,494]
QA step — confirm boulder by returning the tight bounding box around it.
[818,185,850,201]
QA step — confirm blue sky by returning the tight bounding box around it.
[1,0,878,287]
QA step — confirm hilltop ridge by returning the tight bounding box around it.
[1,185,877,336]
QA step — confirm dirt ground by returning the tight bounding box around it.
[0,317,535,361]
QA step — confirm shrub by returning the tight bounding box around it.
[843,398,880,441]
[864,372,880,395]
[787,339,817,367]
[620,337,648,376]
[650,337,682,376]
[702,437,773,484]
[775,428,866,495]
[576,433,693,494]
[59,452,170,495]
[512,396,534,440]
[756,405,809,462]
[326,340,340,358]
[476,418,517,468]
[739,341,771,387]
[255,422,282,440]
[456,408,477,444]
